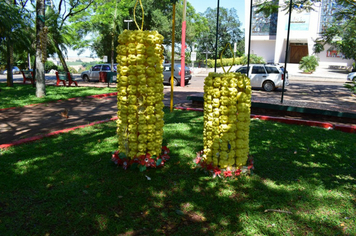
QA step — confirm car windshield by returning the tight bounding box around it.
[176,65,189,69]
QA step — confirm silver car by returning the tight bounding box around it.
[81,64,117,82]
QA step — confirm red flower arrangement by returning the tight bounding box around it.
[193,150,254,179]
[111,146,170,172]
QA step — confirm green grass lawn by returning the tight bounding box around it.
[0,83,117,109]
[0,109,355,235]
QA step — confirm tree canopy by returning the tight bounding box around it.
[313,0,356,65]
[195,7,244,59]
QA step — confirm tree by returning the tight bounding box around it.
[195,7,244,60]
[45,0,93,73]
[0,0,33,87]
[313,0,356,66]
[69,0,206,62]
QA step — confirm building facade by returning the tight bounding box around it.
[245,0,353,66]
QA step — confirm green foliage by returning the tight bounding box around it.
[195,7,244,59]
[344,81,356,94]
[0,1,34,66]
[206,57,243,68]
[205,54,265,68]
[299,55,319,73]
[44,60,58,72]
[241,54,266,64]
[69,67,78,74]
[312,1,356,63]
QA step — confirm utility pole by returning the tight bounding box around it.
[180,0,187,87]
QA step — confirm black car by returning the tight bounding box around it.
[162,63,192,86]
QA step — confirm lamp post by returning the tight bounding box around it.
[124,19,133,30]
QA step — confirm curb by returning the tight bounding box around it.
[0,92,118,112]
[174,107,356,133]
[0,117,118,149]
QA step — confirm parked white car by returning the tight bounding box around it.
[347,72,356,82]
[235,64,289,91]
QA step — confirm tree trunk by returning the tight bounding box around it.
[6,40,14,87]
[55,42,69,72]
[35,0,46,97]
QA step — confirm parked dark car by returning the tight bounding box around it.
[162,63,192,86]
[81,64,117,82]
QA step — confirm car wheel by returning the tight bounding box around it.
[172,77,179,86]
[263,81,275,92]
[83,75,90,82]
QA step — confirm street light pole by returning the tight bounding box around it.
[124,19,133,30]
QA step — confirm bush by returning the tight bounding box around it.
[240,54,266,64]
[45,61,58,72]
[299,55,319,73]
[69,67,78,74]
[206,57,243,68]
[344,81,356,94]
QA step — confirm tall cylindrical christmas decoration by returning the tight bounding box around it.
[196,69,253,178]
[112,28,170,170]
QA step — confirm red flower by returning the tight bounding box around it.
[207,163,214,171]
[223,170,232,178]
[194,156,202,164]
[234,169,242,176]
[111,152,119,164]
[213,167,221,175]
[159,160,165,167]
[162,146,170,154]
[148,158,156,168]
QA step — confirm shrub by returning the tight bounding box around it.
[299,55,319,73]
[69,67,78,74]
[344,81,356,94]
[240,54,266,64]
[45,61,58,72]
[206,57,243,68]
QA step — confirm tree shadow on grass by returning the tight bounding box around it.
[0,110,355,235]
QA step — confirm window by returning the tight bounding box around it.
[102,65,110,70]
[252,66,266,74]
[265,66,280,74]
[164,66,171,72]
[92,65,101,71]
[237,66,249,74]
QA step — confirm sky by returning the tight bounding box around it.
[68,0,245,57]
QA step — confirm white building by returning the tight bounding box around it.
[245,0,353,67]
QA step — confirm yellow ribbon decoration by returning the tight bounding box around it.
[134,0,144,31]
[220,43,235,74]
